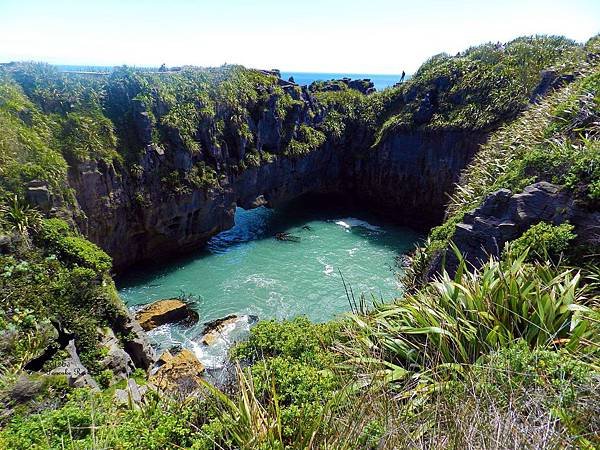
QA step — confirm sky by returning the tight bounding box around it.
[0,0,599,74]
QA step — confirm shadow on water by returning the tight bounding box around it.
[116,192,423,292]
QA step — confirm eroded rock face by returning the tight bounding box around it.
[67,81,491,272]
[350,130,487,228]
[149,349,205,393]
[113,312,157,369]
[99,327,135,380]
[50,340,99,391]
[135,299,199,331]
[428,182,599,277]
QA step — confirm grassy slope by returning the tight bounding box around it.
[0,35,599,449]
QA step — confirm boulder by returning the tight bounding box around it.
[149,349,205,393]
[99,327,135,380]
[135,299,199,331]
[50,340,99,391]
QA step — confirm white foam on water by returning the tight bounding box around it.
[323,264,334,275]
[244,274,277,288]
[190,315,254,369]
[334,218,382,233]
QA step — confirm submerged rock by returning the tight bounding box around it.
[149,349,205,393]
[135,299,199,331]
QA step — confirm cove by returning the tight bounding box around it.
[117,195,421,355]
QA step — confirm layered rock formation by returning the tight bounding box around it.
[67,88,486,270]
[136,299,199,331]
[350,130,488,227]
[428,182,600,277]
[11,62,572,272]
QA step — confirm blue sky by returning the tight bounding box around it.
[1,0,599,73]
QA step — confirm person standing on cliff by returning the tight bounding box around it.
[400,71,406,83]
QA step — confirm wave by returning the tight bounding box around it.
[334,217,382,232]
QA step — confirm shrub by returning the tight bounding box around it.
[509,222,576,261]
[351,247,595,375]
[37,218,112,273]
[232,316,341,365]
[284,125,326,157]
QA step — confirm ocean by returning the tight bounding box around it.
[281,72,405,91]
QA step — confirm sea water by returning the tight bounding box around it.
[117,196,421,367]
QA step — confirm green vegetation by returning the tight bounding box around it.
[374,35,584,145]
[424,45,600,262]
[508,222,576,261]
[1,35,599,449]
[284,125,326,157]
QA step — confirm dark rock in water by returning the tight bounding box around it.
[199,314,258,346]
[275,232,301,242]
[168,343,183,355]
[427,182,599,278]
[135,299,199,331]
[201,314,238,336]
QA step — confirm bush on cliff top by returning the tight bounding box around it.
[375,35,582,143]
[422,55,600,264]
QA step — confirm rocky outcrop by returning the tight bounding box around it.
[64,72,512,272]
[309,78,376,95]
[70,143,343,270]
[428,182,600,277]
[113,312,156,369]
[99,327,135,379]
[200,314,238,345]
[135,299,199,331]
[50,340,99,390]
[149,349,205,393]
[114,378,148,406]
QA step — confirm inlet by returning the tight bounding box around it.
[117,194,422,363]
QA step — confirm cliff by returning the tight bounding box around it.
[42,36,580,269]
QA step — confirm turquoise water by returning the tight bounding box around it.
[117,197,421,359]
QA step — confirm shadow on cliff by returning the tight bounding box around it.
[115,192,423,290]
